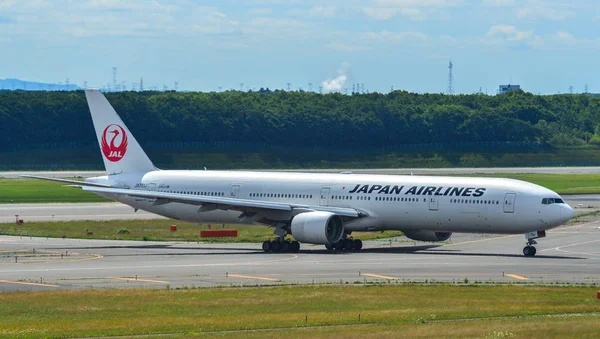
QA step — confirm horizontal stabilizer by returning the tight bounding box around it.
[20,175,112,188]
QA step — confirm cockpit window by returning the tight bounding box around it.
[542,198,565,205]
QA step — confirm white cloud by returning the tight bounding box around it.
[361,30,429,42]
[308,5,336,18]
[363,7,397,20]
[482,0,514,6]
[326,42,368,52]
[486,25,533,42]
[0,0,15,8]
[376,0,459,6]
[484,26,599,51]
[517,6,575,20]
[247,8,272,15]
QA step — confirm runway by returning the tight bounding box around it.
[1,195,597,224]
[1,217,599,292]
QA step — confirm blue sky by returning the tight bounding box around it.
[1,0,598,94]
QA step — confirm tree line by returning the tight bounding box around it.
[0,89,599,151]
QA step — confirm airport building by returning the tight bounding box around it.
[499,84,520,94]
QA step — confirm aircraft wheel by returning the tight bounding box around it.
[291,241,300,253]
[523,246,536,257]
[325,243,334,251]
[344,240,354,251]
[262,241,272,252]
[353,239,363,251]
[271,241,282,252]
[282,241,290,252]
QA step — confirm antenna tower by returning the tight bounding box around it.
[140,77,144,92]
[447,60,454,95]
[174,81,178,91]
[584,84,588,94]
[569,85,573,94]
[286,82,291,91]
[112,67,117,91]
[308,82,312,91]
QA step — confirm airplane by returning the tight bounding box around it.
[24,89,574,257]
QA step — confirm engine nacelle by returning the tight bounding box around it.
[403,230,452,242]
[291,211,344,245]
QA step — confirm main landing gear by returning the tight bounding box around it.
[325,238,363,252]
[262,240,300,253]
[522,230,546,257]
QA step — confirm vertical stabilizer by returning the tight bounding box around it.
[85,89,156,175]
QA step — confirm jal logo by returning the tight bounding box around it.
[101,124,128,162]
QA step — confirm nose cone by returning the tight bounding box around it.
[561,204,575,222]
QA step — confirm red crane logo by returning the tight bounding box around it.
[101,124,128,162]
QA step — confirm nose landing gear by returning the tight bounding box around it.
[523,240,537,257]
[523,230,545,257]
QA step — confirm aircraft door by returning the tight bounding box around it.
[320,188,330,206]
[504,193,516,213]
[429,196,439,211]
[230,185,240,198]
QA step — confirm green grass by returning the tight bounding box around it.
[0,285,598,338]
[2,173,600,205]
[0,219,403,242]
[465,173,600,194]
[0,179,107,203]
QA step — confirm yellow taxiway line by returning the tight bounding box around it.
[362,273,398,280]
[227,274,278,281]
[505,274,529,281]
[0,279,59,287]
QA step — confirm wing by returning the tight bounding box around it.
[84,186,367,219]
[23,175,368,220]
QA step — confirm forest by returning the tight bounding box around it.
[0,89,599,169]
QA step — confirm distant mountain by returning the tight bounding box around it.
[0,78,79,91]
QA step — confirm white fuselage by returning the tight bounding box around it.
[86,170,574,235]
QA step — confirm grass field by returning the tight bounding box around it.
[1,174,600,205]
[0,285,598,338]
[471,173,600,194]
[0,219,403,242]
[0,179,107,203]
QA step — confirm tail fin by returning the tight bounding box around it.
[85,89,156,175]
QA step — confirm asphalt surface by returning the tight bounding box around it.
[0,203,163,223]
[3,166,600,179]
[1,216,599,292]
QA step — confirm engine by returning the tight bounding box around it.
[291,211,344,244]
[403,230,452,242]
